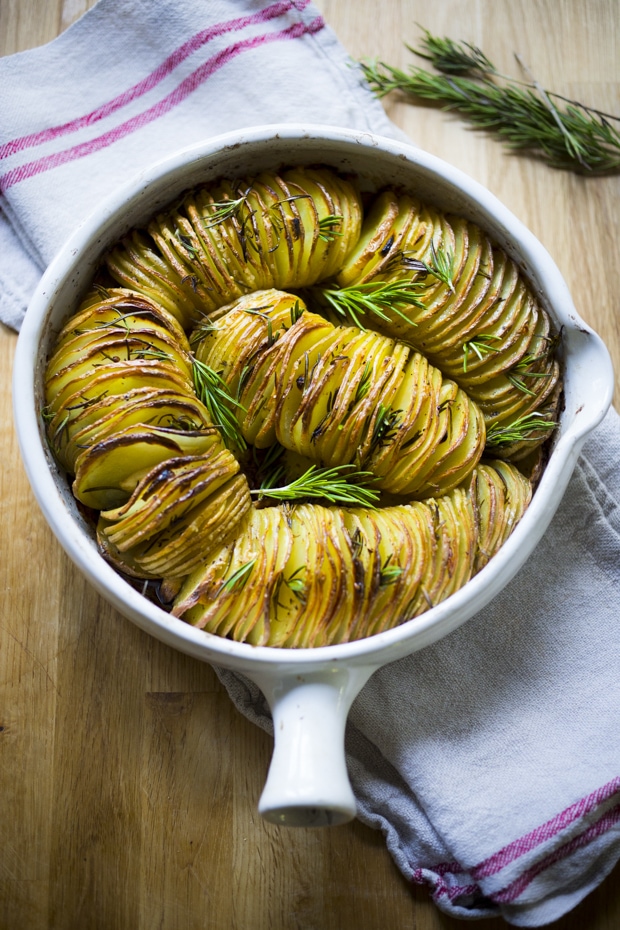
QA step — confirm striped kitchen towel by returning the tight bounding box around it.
[220,401,620,924]
[0,0,400,329]
[2,1,619,925]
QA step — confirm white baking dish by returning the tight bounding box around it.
[13,125,614,827]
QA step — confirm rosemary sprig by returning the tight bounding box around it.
[359,29,620,174]
[216,558,256,596]
[387,244,456,292]
[192,358,247,451]
[506,352,553,394]
[422,242,456,291]
[412,28,497,77]
[485,411,556,447]
[315,279,425,330]
[251,463,380,507]
[201,189,251,228]
[318,214,344,242]
[461,333,501,372]
[506,373,537,396]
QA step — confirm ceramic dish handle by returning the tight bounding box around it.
[246,665,375,827]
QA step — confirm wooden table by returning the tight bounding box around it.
[1,1,618,927]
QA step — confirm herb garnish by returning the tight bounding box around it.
[251,463,380,507]
[485,412,556,447]
[192,358,247,451]
[359,28,620,174]
[315,279,425,330]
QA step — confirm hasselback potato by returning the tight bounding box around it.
[42,163,560,646]
[194,289,486,498]
[104,166,362,329]
[323,191,560,459]
[171,459,531,647]
[43,289,252,564]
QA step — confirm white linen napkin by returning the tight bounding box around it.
[218,404,620,926]
[2,1,618,925]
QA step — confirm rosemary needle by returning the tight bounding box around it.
[251,463,380,507]
[359,29,620,174]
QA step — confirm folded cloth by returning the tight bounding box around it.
[219,408,620,926]
[2,0,618,925]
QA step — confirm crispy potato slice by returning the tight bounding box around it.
[73,425,220,510]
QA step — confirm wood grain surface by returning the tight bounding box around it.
[1,1,618,928]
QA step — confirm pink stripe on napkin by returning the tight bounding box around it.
[0,0,308,162]
[472,776,620,880]
[0,16,324,193]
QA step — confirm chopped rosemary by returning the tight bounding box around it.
[485,412,557,447]
[181,273,200,293]
[353,361,373,406]
[369,404,402,454]
[290,299,304,326]
[311,389,339,443]
[192,357,247,451]
[359,28,620,174]
[283,566,307,603]
[236,362,254,400]
[243,307,280,347]
[350,526,365,560]
[379,554,404,587]
[251,463,380,507]
[156,413,201,432]
[315,279,425,330]
[175,229,200,256]
[189,317,219,346]
[48,413,70,454]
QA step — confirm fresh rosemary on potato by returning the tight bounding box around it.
[485,412,556,447]
[315,279,425,329]
[216,558,257,596]
[192,358,247,451]
[461,334,501,372]
[318,214,344,242]
[359,28,620,174]
[251,463,380,507]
